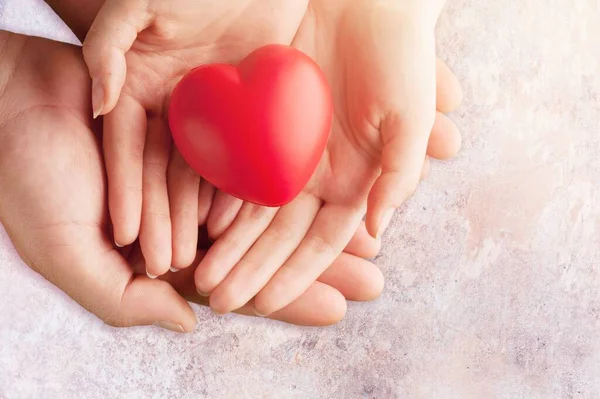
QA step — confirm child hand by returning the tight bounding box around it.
[197,54,462,313]
[194,0,462,316]
[81,0,308,277]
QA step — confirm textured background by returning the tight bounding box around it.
[1,0,600,398]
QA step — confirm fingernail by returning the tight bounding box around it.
[254,308,267,317]
[154,321,185,333]
[92,79,104,119]
[197,289,210,297]
[115,239,124,248]
[169,267,180,273]
[146,271,158,279]
[377,208,396,239]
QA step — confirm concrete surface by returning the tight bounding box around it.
[1,0,599,397]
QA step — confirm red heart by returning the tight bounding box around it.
[168,44,332,207]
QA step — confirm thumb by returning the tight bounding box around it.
[82,0,152,118]
[16,229,196,333]
[365,110,435,238]
[364,43,437,239]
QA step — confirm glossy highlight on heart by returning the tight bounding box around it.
[168,44,333,207]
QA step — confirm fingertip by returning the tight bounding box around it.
[367,171,419,238]
[312,285,347,325]
[144,250,172,280]
[206,192,243,240]
[253,282,295,319]
[427,113,462,160]
[436,58,464,113]
[345,221,382,259]
[265,283,348,326]
[361,264,385,301]
[118,275,197,333]
[193,260,218,298]
[171,249,196,271]
[109,191,142,248]
[140,227,173,279]
[209,284,245,316]
[111,218,140,248]
[91,78,105,119]
[365,182,389,239]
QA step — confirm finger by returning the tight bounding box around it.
[167,148,201,271]
[317,253,384,302]
[20,229,195,333]
[374,159,429,244]
[82,0,152,117]
[426,112,462,160]
[243,283,347,326]
[436,58,463,113]
[194,202,278,296]
[198,180,216,226]
[366,108,435,239]
[139,117,172,278]
[206,190,243,240]
[167,252,348,326]
[206,194,321,314]
[251,205,364,317]
[360,23,437,239]
[104,94,146,247]
[344,221,381,259]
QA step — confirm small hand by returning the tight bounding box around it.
[79,0,309,277]
[195,1,463,316]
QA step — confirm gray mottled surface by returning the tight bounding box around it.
[1,0,600,398]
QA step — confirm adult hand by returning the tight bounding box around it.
[0,31,384,330]
[59,0,462,315]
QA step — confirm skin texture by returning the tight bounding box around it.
[0,31,387,332]
[61,0,462,315]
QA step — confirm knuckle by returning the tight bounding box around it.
[235,257,260,275]
[145,209,171,222]
[212,284,243,314]
[144,158,168,179]
[196,269,220,295]
[123,182,143,196]
[172,246,195,269]
[128,141,145,160]
[306,234,337,258]
[243,204,275,223]
[253,291,278,317]
[265,225,295,244]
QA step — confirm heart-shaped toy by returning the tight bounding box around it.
[168,44,333,207]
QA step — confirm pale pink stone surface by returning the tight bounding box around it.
[1,0,600,397]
